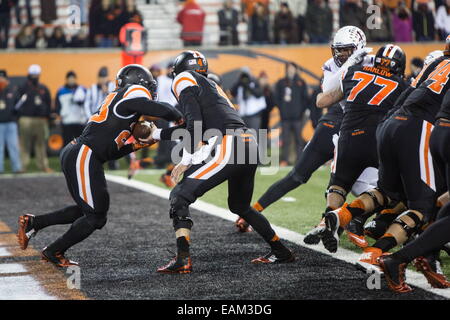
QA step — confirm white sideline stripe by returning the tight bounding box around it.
[0,263,27,274]
[0,275,55,300]
[106,174,450,299]
[0,248,12,257]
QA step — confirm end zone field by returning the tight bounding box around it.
[0,170,449,300]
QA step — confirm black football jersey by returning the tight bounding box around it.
[437,88,450,120]
[79,84,182,162]
[340,65,407,130]
[172,70,245,134]
[319,103,343,124]
[400,56,450,123]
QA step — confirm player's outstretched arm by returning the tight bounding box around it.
[122,98,184,123]
[316,87,344,108]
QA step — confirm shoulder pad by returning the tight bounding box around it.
[172,71,199,98]
[122,84,153,100]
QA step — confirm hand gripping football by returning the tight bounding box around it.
[132,121,155,141]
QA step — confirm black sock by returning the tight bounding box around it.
[373,235,397,252]
[33,205,83,231]
[393,211,450,264]
[176,236,190,257]
[46,215,96,254]
[239,207,277,244]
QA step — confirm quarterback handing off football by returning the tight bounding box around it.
[132,120,156,141]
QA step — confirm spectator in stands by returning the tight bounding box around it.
[367,0,393,42]
[95,0,117,47]
[40,0,57,24]
[15,64,53,173]
[55,71,88,145]
[407,57,424,83]
[0,0,15,48]
[15,24,35,49]
[392,2,413,42]
[48,26,69,48]
[119,14,146,65]
[413,0,435,41]
[249,2,270,44]
[274,62,309,166]
[70,25,89,47]
[0,70,22,174]
[218,0,240,46]
[14,0,33,25]
[177,0,206,47]
[435,0,450,39]
[241,0,269,22]
[231,68,266,131]
[305,0,333,43]
[274,2,297,44]
[118,0,143,27]
[34,27,48,49]
[339,0,367,31]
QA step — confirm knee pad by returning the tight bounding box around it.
[85,212,107,230]
[325,187,347,200]
[392,210,423,238]
[364,212,398,240]
[360,188,386,212]
[169,195,193,230]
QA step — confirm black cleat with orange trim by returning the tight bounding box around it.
[378,255,412,293]
[235,217,252,233]
[17,214,37,250]
[413,256,450,289]
[41,247,79,268]
[157,255,192,274]
[251,248,295,264]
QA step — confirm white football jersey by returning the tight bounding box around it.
[322,55,375,110]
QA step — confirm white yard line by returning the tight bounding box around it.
[0,275,55,300]
[106,174,450,299]
[0,263,27,274]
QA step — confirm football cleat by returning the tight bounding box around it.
[320,210,340,253]
[413,257,450,289]
[346,218,368,248]
[378,255,412,293]
[17,214,37,250]
[41,247,78,268]
[157,255,192,274]
[304,218,326,245]
[251,249,295,264]
[235,217,252,233]
[356,247,383,273]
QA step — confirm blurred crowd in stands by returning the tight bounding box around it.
[1,0,449,50]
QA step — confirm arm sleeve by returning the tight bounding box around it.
[111,144,135,160]
[159,124,186,140]
[119,98,183,122]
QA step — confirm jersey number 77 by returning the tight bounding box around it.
[347,71,399,106]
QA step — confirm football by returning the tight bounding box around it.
[132,121,154,140]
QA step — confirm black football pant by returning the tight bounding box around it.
[170,132,277,243]
[392,120,450,263]
[329,125,379,192]
[256,120,339,210]
[377,115,443,221]
[33,141,109,254]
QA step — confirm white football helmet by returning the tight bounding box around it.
[331,26,367,67]
[424,50,444,66]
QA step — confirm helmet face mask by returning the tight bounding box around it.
[116,64,157,99]
[331,26,366,67]
[331,45,357,67]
